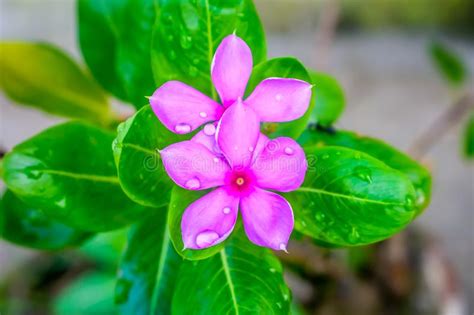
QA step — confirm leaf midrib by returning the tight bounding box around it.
[295,186,405,206]
[220,249,239,315]
[38,169,119,184]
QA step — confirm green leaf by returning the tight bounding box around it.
[2,121,150,232]
[298,128,431,212]
[0,190,91,250]
[78,0,156,108]
[463,112,474,158]
[429,41,467,87]
[113,105,184,207]
[152,0,266,100]
[168,186,227,261]
[53,271,118,315]
[171,230,291,314]
[116,207,182,315]
[285,146,417,247]
[246,57,314,138]
[80,228,129,269]
[310,71,345,127]
[0,42,111,124]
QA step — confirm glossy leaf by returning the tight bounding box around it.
[152,0,266,100]
[310,71,345,127]
[172,230,291,314]
[80,228,129,270]
[116,207,182,315]
[245,57,314,138]
[54,271,118,315]
[429,41,467,87]
[0,190,91,250]
[298,128,431,211]
[113,105,184,207]
[463,112,474,158]
[168,186,227,260]
[285,146,417,247]
[2,121,150,232]
[78,0,156,108]
[0,42,110,124]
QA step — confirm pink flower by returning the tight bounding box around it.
[159,99,308,251]
[149,34,312,136]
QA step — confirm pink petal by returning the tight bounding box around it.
[211,34,253,107]
[251,133,269,164]
[150,81,223,134]
[240,188,294,251]
[160,141,230,190]
[245,78,312,122]
[216,99,260,168]
[181,187,239,249]
[252,137,307,192]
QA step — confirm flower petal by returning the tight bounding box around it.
[240,188,294,251]
[181,187,239,249]
[245,78,312,122]
[150,81,223,134]
[252,137,307,192]
[251,133,269,164]
[216,99,260,168]
[160,141,230,190]
[211,34,253,107]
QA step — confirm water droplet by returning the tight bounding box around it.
[174,123,191,133]
[322,154,329,160]
[275,94,283,101]
[276,302,282,309]
[213,157,220,163]
[195,230,219,248]
[279,243,288,252]
[283,293,289,301]
[180,35,193,49]
[115,278,133,304]
[284,147,294,155]
[199,111,207,118]
[26,169,42,179]
[168,50,177,60]
[223,207,231,214]
[185,178,200,189]
[189,65,198,77]
[269,268,276,273]
[203,123,216,136]
[354,166,372,183]
[415,188,426,206]
[315,212,325,222]
[248,146,254,152]
[405,195,414,208]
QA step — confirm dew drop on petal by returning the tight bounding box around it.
[222,207,231,214]
[275,94,283,101]
[213,157,220,163]
[185,178,201,189]
[195,230,219,248]
[203,123,216,136]
[284,147,294,155]
[174,123,191,133]
[248,146,254,152]
[199,111,207,118]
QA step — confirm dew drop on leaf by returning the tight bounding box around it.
[189,65,198,77]
[354,166,372,183]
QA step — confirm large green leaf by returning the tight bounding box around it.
[245,57,314,139]
[429,41,467,87]
[168,186,227,261]
[298,128,431,212]
[152,0,266,100]
[78,0,156,108]
[0,42,111,124]
[172,230,291,314]
[0,190,91,250]
[116,207,182,315]
[2,121,150,232]
[285,146,417,247]
[80,228,129,270]
[53,271,118,315]
[310,71,345,127]
[113,105,184,207]
[463,112,474,159]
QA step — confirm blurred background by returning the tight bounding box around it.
[1,0,473,314]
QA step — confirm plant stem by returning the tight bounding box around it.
[407,93,474,159]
